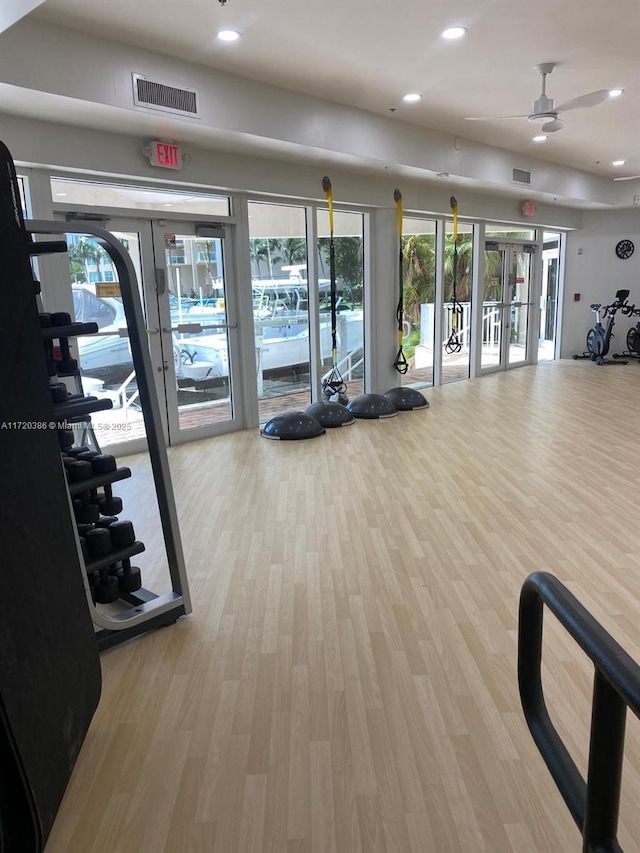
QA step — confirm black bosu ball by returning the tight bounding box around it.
[260,410,326,440]
[304,400,355,428]
[346,393,398,419]
[383,386,430,411]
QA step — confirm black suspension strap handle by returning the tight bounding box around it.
[445,195,464,355]
[393,188,409,375]
[321,176,347,400]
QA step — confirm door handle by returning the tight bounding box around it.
[166,322,203,334]
[164,323,238,333]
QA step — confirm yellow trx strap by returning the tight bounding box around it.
[324,177,334,237]
[450,195,458,242]
[322,176,338,364]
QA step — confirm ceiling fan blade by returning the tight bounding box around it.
[555,90,610,112]
[613,175,640,181]
[464,114,529,121]
[541,118,565,133]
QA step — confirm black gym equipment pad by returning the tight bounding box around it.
[0,140,101,851]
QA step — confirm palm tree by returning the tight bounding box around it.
[277,237,306,265]
[250,239,269,278]
[444,232,474,302]
[402,233,435,328]
[67,238,99,283]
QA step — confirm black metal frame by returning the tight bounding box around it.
[518,571,640,852]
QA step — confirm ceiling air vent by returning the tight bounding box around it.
[512,167,531,185]
[132,73,198,117]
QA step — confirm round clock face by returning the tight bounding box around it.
[616,239,635,260]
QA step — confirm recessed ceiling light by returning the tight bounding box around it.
[609,89,624,98]
[402,93,421,103]
[441,26,467,39]
[533,135,547,143]
[217,29,240,41]
[612,160,626,166]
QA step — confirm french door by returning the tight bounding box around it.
[481,242,537,372]
[59,215,242,452]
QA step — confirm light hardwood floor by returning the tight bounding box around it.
[45,360,640,852]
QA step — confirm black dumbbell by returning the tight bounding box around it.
[50,382,69,403]
[91,454,118,475]
[73,493,100,524]
[95,515,119,529]
[84,526,112,557]
[91,567,119,603]
[51,312,78,374]
[76,450,100,462]
[65,459,94,483]
[67,446,93,458]
[84,527,120,603]
[89,476,123,515]
[109,520,142,592]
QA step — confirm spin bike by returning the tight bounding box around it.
[573,288,630,365]
[612,300,640,360]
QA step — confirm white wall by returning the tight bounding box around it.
[561,210,640,357]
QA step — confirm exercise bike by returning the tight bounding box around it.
[612,301,640,360]
[573,288,630,365]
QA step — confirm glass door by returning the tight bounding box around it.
[481,242,536,371]
[152,222,241,443]
[56,216,242,449]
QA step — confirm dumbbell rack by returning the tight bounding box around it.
[29,219,192,652]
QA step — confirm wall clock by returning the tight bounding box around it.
[615,239,634,259]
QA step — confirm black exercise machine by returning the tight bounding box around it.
[573,289,630,365]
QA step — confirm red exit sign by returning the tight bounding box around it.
[150,141,182,170]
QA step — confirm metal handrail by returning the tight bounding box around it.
[518,571,640,852]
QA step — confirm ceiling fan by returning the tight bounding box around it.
[465,63,611,133]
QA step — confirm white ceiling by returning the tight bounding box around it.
[22,0,640,183]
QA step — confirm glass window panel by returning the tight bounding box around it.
[64,232,147,448]
[443,222,473,382]
[485,223,536,240]
[400,218,436,388]
[317,210,365,401]
[51,178,230,216]
[248,202,311,423]
[538,232,560,361]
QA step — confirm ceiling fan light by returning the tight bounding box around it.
[541,118,565,133]
[533,135,547,143]
[441,26,467,39]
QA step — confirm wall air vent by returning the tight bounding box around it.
[132,73,198,117]
[512,168,532,185]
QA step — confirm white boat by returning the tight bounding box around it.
[73,275,363,385]
[175,307,364,383]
